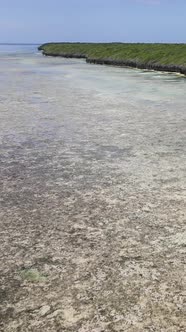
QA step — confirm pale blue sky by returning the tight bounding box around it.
[0,0,186,43]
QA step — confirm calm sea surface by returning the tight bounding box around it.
[0,43,186,199]
[0,44,186,331]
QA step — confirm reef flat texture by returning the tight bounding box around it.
[0,54,186,332]
[39,42,186,75]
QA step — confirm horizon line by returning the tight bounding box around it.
[0,43,40,45]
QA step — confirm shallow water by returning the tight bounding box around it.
[0,44,186,188]
[0,44,186,331]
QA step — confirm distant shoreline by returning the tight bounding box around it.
[0,43,39,45]
[39,42,186,75]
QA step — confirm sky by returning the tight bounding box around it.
[0,0,186,44]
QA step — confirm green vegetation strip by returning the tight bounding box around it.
[39,43,186,75]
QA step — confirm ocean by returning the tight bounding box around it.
[0,44,185,331]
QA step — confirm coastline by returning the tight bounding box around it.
[1,44,186,332]
[39,43,186,75]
